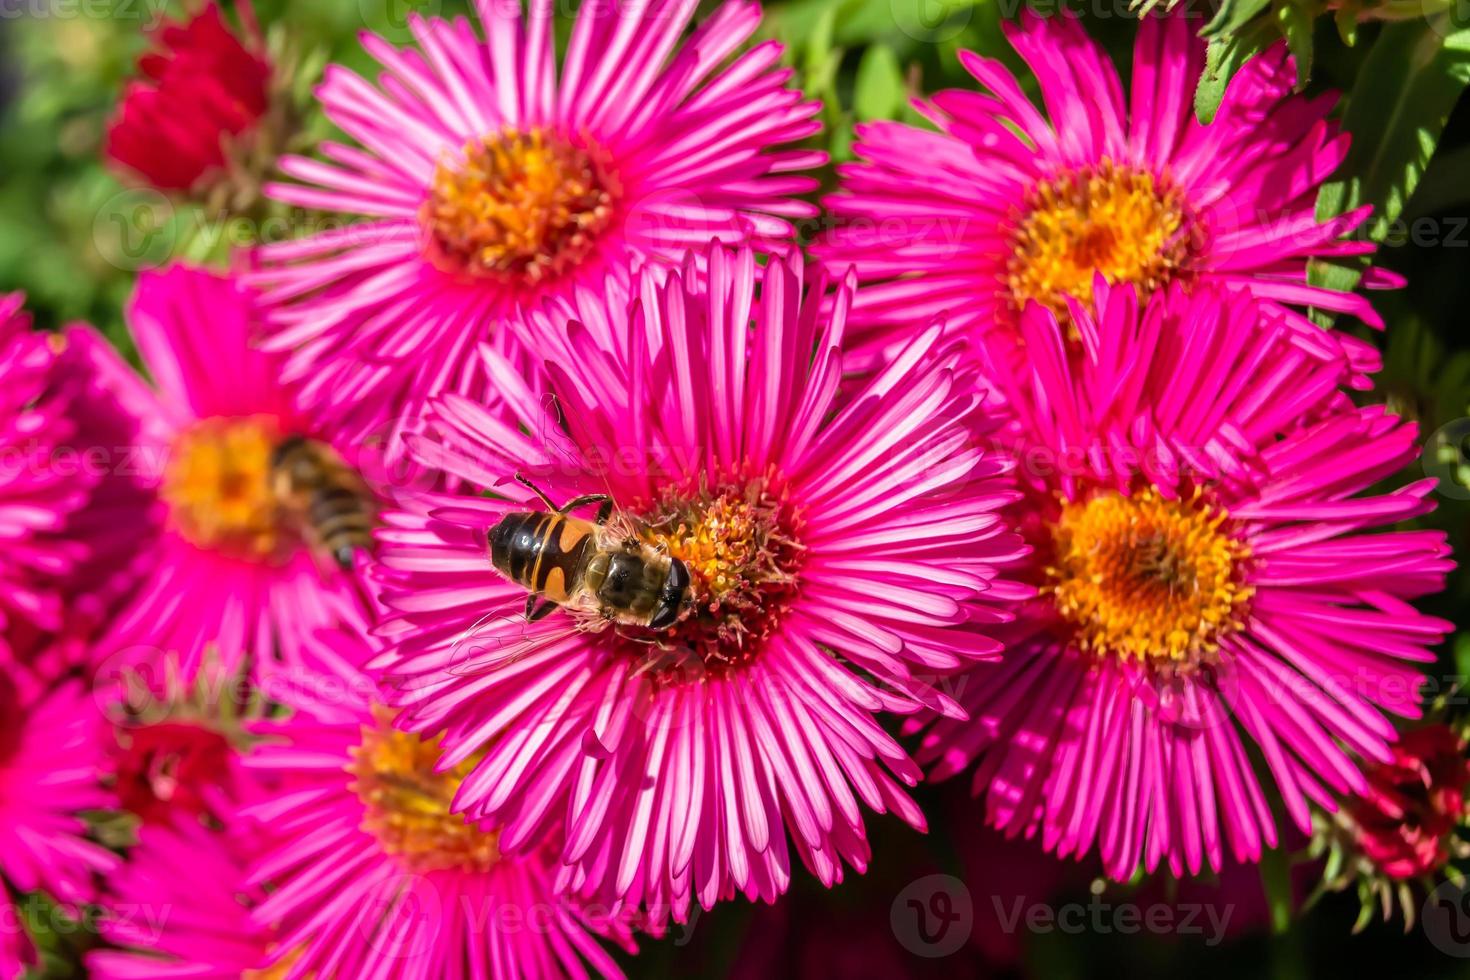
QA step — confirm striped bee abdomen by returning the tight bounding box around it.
[270,434,376,570]
[308,485,375,568]
[488,512,595,604]
[484,479,693,629]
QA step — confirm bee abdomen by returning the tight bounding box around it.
[309,487,373,569]
[488,512,593,603]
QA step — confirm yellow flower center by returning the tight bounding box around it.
[243,947,306,980]
[162,416,281,560]
[350,708,499,874]
[1006,161,1197,316]
[1045,487,1252,667]
[422,127,618,282]
[630,480,804,679]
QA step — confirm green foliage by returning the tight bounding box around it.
[1319,21,1470,245]
[1195,21,1278,122]
[854,43,907,121]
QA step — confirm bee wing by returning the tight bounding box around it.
[601,510,642,543]
[445,594,607,678]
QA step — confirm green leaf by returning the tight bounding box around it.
[1454,631,1470,682]
[1309,21,1470,311]
[1195,24,1276,123]
[1275,0,1316,88]
[853,44,907,122]
[1335,4,1359,46]
[803,4,838,79]
[1317,22,1470,244]
[1202,0,1273,38]
[1260,847,1296,934]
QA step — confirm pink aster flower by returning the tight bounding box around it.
[370,243,1026,926]
[815,11,1392,382]
[0,672,118,980]
[0,294,91,668]
[89,816,277,980]
[89,263,371,687]
[917,280,1453,880]
[0,295,161,683]
[243,627,634,978]
[252,0,822,454]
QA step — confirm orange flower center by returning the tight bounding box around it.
[422,127,618,282]
[627,480,804,680]
[350,707,499,874]
[1006,161,1198,316]
[1045,487,1252,667]
[162,416,282,560]
[243,946,306,980]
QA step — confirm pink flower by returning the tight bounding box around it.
[0,672,118,980]
[89,816,277,979]
[242,628,634,979]
[815,11,1391,382]
[252,0,822,455]
[88,264,371,687]
[370,243,1026,926]
[0,295,90,668]
[917,280,1452,880]
[105,2,272,192]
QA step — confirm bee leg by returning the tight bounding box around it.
[514,472,561,512]
[525,596,559,622]
[559,494,613,524]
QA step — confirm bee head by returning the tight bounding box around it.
[648,557,693,631]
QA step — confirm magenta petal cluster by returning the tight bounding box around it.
[253,0,823,452]
[88,817,275,979]
[371,243,1027,925]
[0,674,117,980]
[0,295,93,669]
[918,281,1453,879]
[242,628,634,979]
[89,264,369,686]
[815,11,1392,382]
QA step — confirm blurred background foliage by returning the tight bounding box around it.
[5,0,1470,976]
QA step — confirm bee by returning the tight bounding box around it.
[487,474,693,630]
[270,435,376,571]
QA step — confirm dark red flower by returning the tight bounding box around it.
[1349,725,1470,880]
[104,2,270,191]
[112,720,235,824]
